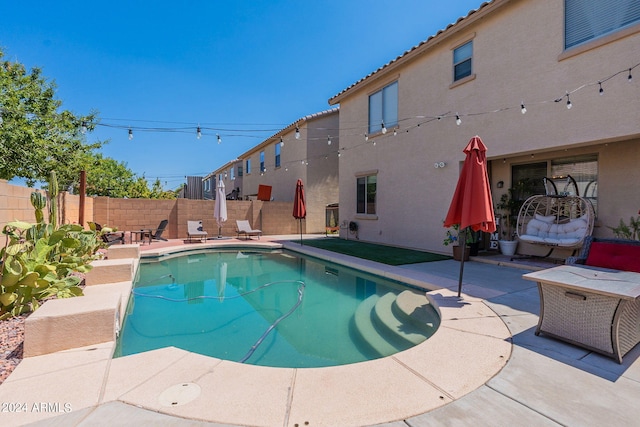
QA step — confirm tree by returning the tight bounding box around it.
[0,49,101,186]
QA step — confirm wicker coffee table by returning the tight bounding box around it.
[523,265,640,364]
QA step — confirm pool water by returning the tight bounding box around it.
[115,249,440,368]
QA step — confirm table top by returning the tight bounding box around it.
[523,265,640,300]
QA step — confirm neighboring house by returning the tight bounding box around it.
[328,0,640,253]
[239,108,340,233]
[209,159,244,200]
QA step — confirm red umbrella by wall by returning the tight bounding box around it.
[293,179,306,244]
[444,135,497,297]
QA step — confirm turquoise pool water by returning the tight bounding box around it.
[115,249,439,368]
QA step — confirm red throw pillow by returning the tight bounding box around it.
[585,242,640,273]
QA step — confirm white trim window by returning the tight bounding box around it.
[453,40,473,82]
[565,0,640,49]
[356,174,377,215]
[368,81,398,134]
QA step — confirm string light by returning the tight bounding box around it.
[128,129,133,140]
[598,82,603,95]
[364,133,368,141]
[196,126,202,139]
[81,121,88,134]
[393,128,397,136]
[295,126,301,140]
[217,134,222,144]
[566,93,572,109]
[455,114,461,125]
[381,121,387,134]
[628,68,633,82]
[280,137,284,147]
[327,135,332,145]
[520,103,527,114]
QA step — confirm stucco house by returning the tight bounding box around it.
[207,159,244,200]
[328,0,640,255]
[237,108,340,233]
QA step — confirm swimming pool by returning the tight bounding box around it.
[115,249,440,368]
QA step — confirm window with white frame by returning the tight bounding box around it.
[453,40,473,81]
[368,81,398,134]
[356,174,377,215]
[275,143,281,168]
[246,159,251,174]
[565,0,640,49]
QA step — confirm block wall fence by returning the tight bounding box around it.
[1,180,314,245]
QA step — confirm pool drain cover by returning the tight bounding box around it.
[158,383,201,407]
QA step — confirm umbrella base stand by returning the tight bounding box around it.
[207,226,232,240]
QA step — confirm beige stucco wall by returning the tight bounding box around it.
[333,0,640,253]
[241,110,339,233]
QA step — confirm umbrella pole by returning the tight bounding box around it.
[457,228,466,298]
[299,218,303,245]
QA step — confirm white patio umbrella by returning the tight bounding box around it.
[214,180,228,239]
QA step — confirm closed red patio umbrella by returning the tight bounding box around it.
[444,136,496,296]
[293,179,306,244]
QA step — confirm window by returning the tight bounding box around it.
[246,159,251,174]
[275,143,281,168]
[238,165,243,177]
[453,40,473,81]
[356,174,377,215]
[260,151,265,172]
[511,154,598,213]
[565,0,640,49]
[368,81,398,134]
[230,167,235,181]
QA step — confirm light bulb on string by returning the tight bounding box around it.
[598,82,604,95]
[295,126,301,140]
[327,135,332,145]
[217,134,222,144]
[80,121,88,134]
[393,128,397,136]
[128,129,133,140]
[455,114,461,125]
[364,133,368,141]
[566,93,572,109]
[628,68,633,82]
[196,126,202,139]
[520,103,527,114]
[280,137,284,147]
[381,121,387,134]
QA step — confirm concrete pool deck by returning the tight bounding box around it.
[1,236,640,426]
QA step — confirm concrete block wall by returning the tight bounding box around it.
[2,181,312,243]
[261,201,300,235]
[0,180,92,246]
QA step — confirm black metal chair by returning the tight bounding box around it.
[150,219,169,241]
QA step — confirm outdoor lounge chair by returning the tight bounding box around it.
[150,219,169,241]
[187,220,208,243]
[88,221,126,246]
[235,220,262,240]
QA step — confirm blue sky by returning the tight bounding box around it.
[1,0,482,190]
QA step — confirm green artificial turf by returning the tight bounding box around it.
[300,238,451,266]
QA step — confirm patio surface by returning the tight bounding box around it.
[1,235,639,426]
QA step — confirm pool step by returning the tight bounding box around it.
[352,290,439,358]
[353,294,404,357]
